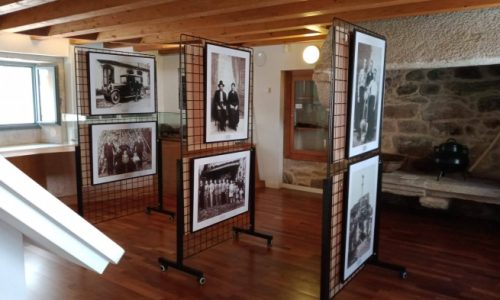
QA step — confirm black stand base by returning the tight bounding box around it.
[368,257,408,279]
[158,257,206,285]
[146,206,176,219]
[233,226,273,247]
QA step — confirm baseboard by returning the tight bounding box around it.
[280,183,323,194]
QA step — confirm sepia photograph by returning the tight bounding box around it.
[342,155,380,282]
[191,150,250,232]
[88,52,156,115]
[347,30,386,158]
[90,122,157,185]
[205,43,250,143]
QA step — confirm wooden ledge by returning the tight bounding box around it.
[382,171,500,205]
[0,144,75,158]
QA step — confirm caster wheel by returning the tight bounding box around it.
[198,277,206,285]
[145,208,151,215]
[168,215,174,221]
[159,264,167,272]
[233,232,239,240]
[267,240,272,247]
[400,271,408,279]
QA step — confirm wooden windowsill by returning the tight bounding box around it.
[0,143,76,158]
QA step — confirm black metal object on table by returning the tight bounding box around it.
[434,138,469,181]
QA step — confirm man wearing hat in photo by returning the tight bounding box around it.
[212,80,228,131]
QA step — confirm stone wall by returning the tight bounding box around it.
[384,64,500,180]
[282,158,326,189]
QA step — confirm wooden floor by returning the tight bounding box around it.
[25,188,500,300]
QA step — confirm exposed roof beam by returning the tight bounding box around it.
[0,0,54,15]
[0,0,175,32]
[94,0,429,42]
[48,0,308,37]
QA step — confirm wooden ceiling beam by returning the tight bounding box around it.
[94,0,429,42]
[0,0,55,15]
[0,0,175,32]
[241,35,327,47]
[48,0,308,37]
[218,29,322,44]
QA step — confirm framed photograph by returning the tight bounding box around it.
[205,43,250,143]
[341,155,380,282]
[191,150,251,232]
[90,121,157,185]
[347,30,386,158]
[88,52,156,115]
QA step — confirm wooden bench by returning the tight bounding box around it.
[381,171,500,209]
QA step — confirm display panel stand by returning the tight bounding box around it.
[157,34,272,284]
[367,160,407,278]
[318,19,406,300]
[233,149,273,246]
[158,160,205,285]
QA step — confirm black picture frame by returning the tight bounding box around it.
[341,155,380,282]
[87,51,156,116]
[204,43,250,143]
[89,121,157,185]
[346,30,387,159]
[190,150,251,232]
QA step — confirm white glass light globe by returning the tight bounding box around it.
[302,45,320,64]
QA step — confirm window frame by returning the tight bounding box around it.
[284,69,327,162]
[0,61,60,130]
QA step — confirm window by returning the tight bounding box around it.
[284,70,328,161]
[0,62,59,127]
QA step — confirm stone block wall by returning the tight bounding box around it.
[282,158,326,189]
[384,65,500,180]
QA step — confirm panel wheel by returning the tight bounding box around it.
[159,264,167,272]
[400,271,408,279]
[198,276,206,285]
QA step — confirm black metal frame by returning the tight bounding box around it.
[233,148,273,246]
[157,34,272,284]
[320,19,407,300]
[158,160,205,284]
[74,46,165,223]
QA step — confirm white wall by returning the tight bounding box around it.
[0,33,71,147]
[253,42,322,188]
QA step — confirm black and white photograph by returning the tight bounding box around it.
[205,43,250,143]
[191,150,250,232]
[342,155,380,281]
[347,30,386,158]
[88,52,156,115]
[90,122,157,185]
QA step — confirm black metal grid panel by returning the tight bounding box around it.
[324,19,387,298]
[179,34,252,258]
[74,46,159,224]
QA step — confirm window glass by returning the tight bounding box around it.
[0,65,35,125]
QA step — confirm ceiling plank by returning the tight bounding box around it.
[48,0,308,37]
[242,35,327,47]
[218,29,322,44]
[0,0,54,15]
[141,0,500,44]
[0,0,176,32]
[94,0,430,42]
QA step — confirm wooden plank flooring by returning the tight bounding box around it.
[25,188,500,299]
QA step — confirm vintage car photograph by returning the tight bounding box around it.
[88,52,156,115]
